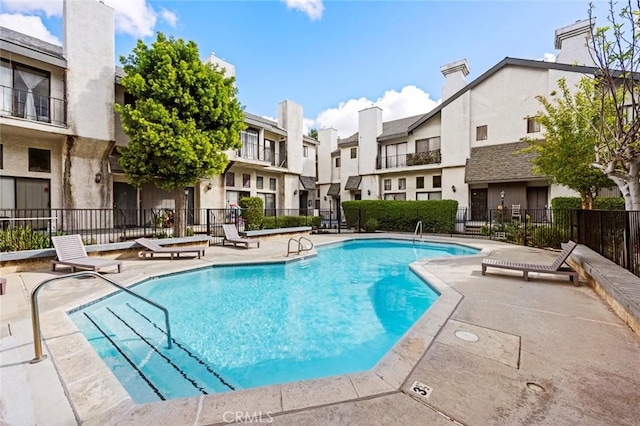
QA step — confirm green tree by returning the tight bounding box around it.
[524,77,614,209]
[588,0,640,210]
[115,33,246,236]
[308,128,318,140]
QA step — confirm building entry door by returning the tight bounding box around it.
[113,182,138,227]
[470,189,488,221]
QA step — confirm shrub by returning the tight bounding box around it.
[342,200,458,233]
[551,196,625,210]
[239,197,264,231]
[528,225,568,249]
[363,218,379,232]
[261,215,320,229]
[186,227,194,236]
[0,226,52,252]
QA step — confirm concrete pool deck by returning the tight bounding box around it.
[1,234,639,425]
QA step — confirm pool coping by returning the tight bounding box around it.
[37,236,488,425]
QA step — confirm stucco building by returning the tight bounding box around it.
[317,19,601,217]
[1,0,315,223]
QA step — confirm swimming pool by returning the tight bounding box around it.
[69,239,478,403]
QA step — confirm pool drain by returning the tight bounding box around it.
[526,382,545,392]
[454,330,479,342]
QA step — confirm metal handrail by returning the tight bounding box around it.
[286,236,314,256]
[414,221,423,241]
[30,271,172,364]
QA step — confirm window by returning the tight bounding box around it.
[384,193,406,200]
[242,174,250,188]
[239,130,258,159]
[476,125,488,141]
[335,157,341,168]
[225,172,235,187]
[303,146,309,157]
[416,137,441,153]
[383,142,407,168]
[1,61,51,122]
[28,148,50,172]
[526,117,540,133]
[269,177,276,191]
[384,179,391,191]
[256,176,264,189]
[350,147,357,159]
[416,176,424,189]
[433,175,442,188]
[398,178,406,190]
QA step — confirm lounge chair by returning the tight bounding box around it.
[51,235,122,273]
[221,224,260,249]
[134,238,205,260]
[481,240,579,284]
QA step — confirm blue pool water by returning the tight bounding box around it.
[69,239,477,403]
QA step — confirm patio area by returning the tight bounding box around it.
[1,234,638,425]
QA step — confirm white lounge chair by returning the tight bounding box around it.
[221,224,260,249]
[482,240,578,284]
[135,238,205,260]
[51,235,122,273]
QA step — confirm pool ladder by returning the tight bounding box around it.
[287,236,314,257]
[413,221,423,242]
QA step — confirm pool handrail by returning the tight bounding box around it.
[414,221,423,241]
[287,236,314,256]
[30,271,172,363]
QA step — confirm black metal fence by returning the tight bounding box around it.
[0,207,325,251]
[1,206,637,278]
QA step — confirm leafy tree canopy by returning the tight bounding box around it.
[115,32,246,192]
[308,128,318,140]
[523,77,614,208]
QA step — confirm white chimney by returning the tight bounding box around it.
[555,19,594,66]
[440,59,470,101]
[203,53,236,78]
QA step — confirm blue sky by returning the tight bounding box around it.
[0,0,606,136]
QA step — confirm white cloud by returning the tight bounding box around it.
[541,52,557,62]
[0,0,62,17]
[311,85,440,138]
[159,7,178,27]
[0,0,178,39]
[0,13,61,44]
[105,0,157,38]
[281,0,324,21]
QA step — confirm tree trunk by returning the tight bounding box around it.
[173,186,186,237]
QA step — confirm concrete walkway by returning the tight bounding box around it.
[1,234,638,425]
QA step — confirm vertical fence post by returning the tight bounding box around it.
[523,209,527,246]
[624,210,631,270]
[206,208,211,237]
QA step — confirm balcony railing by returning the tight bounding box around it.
[236,142,287,168]
[376,149,441,169]
[0,85,66,126]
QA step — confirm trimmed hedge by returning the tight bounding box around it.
[239,197,264,231]
[261,215,321,230]
[551,197,625,210]
[342,200,458,233]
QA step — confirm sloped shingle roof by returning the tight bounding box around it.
[0,26,64,62]
[345,176,362,191]
[378,114,424,141]
[299,176,316,190]
[465,141,539,183]
[327,183,341,196]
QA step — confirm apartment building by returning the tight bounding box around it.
[317,19,597,215]
[1,0,314,224]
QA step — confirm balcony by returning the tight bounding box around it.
[236,142,287,168]
[0,85,66,126]
[376,149,441,169]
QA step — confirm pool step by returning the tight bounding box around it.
[78,304,235,402]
